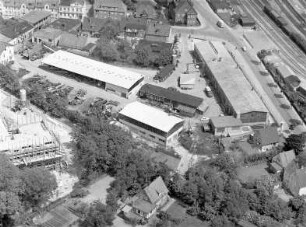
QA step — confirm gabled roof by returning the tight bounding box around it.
[144,176,168,204]
[175,0,197,15]
[0,19,33,40]
[21,10,52,25]
[33,27,63,40]
[210,116,242,128]
[284,162,306,196]
[133,198,156,213]
[254,127,279,146]
[46,18,81,32]
[58,33,88,50]
[146,23,171,37]
[120,17,147,32]
[135,1,157,19]
[272,150,295,169]
[60,0,84,6]
[139,83,203,109]
[94,0,126,12]
[82,17,108,32]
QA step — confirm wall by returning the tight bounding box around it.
[0,45,14,65]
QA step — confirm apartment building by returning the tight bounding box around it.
[94,0,126,20]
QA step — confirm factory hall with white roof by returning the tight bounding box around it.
[119,102,184,146]
[42,50,144,98]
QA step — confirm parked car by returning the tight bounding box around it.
[205,86,213,97]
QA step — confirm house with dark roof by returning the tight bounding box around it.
[81,17,108,37]
[173,0,197,26]
[58,33,88,50]
[119,17,147,40]
[0,18,34,45]
[269,150,296,174]
[130,176,169,219]
[134,1,157,22]
[46,18,81,32]
[0,41,14,65]
[138,83,203,117]
[145,22,171,42]
[94,0,127,20]
[20,10,52,29]
[252,127,280,152]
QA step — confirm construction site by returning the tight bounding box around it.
[0,88,70,170]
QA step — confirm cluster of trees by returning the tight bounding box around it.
[166,152,301,226]
[0,65,21,95]
[0,155,57,226]
[92,21,173,68]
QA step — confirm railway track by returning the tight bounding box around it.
[241,0,306,78]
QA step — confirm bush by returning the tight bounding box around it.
[70,187,89,198]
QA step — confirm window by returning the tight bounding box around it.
[159,139,165,143]
[149,135,155,139]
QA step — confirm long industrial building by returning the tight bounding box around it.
[194,41,268,125]
[42,50,144,98]
[119,102,184,146]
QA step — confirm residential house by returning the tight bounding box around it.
[81,17,107,37]
[94,0,127,20]
[58,0,86,20]
[145,22,171,42]
[0,18,34,45]
[58,32,87,50]
[173,0,197,26]
[252,127,280,152]
[269,150,295,174]
[0,0,59,19]
[210,116,253,137]
[20,10,52,29]
[46,18,81,32]
[283,162,306,196]
[134,1,157,22]
[0,41,14,64]
[119,17,147,40]
[131,176,169,219]
[32,27,62,46]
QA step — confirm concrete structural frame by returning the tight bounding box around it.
[194,41,268,125]
[41,50,144,98]
[119,102,184,146]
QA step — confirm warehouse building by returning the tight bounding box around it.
[194,41,268,125]
[138,83,203,117]
[42,50,144,98]
[119,102,184,146]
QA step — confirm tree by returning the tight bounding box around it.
[81,201,115,227]
[134,46,151,66]
[285,133,306,154]
[0,154,22,226]
[297,152,306,168]
[100,21,120,40]
[155,49,173,67]
[116,40,134,62]
[94,41,119,62]
[20,167,57,208]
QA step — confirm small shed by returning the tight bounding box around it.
[179,73,196,90]
[239,16,256,27]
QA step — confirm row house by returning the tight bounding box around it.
[0,0,86,20]
[94,0,126,20]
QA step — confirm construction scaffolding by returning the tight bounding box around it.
[0,111,64,170]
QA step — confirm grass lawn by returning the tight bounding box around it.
[238,163,270,183]
[166,201,209,227]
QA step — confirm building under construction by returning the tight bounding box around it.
[0,108,64,169]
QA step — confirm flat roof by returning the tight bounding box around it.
[180,73,196,85]
[195,41,267,114]
[42,50,144,90]
[21,10,51,24]
[119,102,184,133]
